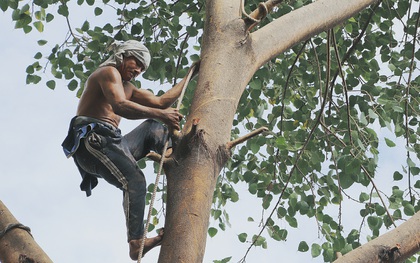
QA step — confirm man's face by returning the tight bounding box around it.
[120,56,144,81]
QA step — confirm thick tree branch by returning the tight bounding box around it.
[334,211,420,263]
[250,0,378,69]
[0,201,53,263]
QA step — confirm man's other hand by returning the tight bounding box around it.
[162,108,183,130]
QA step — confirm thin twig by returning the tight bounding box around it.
[276,40,309,133]
[328,0,381,116]
[405,1,419,205]
[331,30,353,145]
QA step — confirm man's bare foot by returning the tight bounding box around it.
[129,229,164,260]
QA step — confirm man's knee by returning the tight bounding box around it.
[144,119,167,132]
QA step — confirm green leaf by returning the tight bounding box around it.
[34,52,42,59]
[407,158,416,168]
[323,248,335,262]
[186,26,198,37]
[208,227,218,238]
[393,171,403,181]
[275,136,287,150]
[0,0,8,11]
[298,241,309,252]
[22,25,32,33]
[33,21,44,32]
[57,4,69,16]
[26,65,34,74]
[384,137,396,147]
[359,192,370,202]
[238,233,247,243]
[311,243,322,258]
[68,79,78,91]
[81,20,90,31]
[339,172,354,189]
[262,194,273,209]
[190,54,200,62]
[46,13,54,23]
[213,257,232,263]
[46,80,56,90]
[277,207,287,218]
[34,10,45,20]
[37,40,47,46]
[248,183,257,194]
[367,216,383,230]
[286,215,298,228]
[252,235,267,248]
[94,7,102,16]
[403,203,415,216]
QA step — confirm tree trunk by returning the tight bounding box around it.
[0,201,53,263]
[334,211,420,263]
[158,0,379,262]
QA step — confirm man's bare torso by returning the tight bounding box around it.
[77,66,133,128]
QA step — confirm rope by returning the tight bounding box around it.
[0,223,32,239]
[137,65,196,263]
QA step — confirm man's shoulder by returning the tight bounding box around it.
[95,65,119,75]
[89,66,120,82]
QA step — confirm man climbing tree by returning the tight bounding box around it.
[62,40,198,260]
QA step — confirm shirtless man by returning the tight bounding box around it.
[62,40,197,260]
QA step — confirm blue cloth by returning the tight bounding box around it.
[62,117,97,158]
[62,116,106,196]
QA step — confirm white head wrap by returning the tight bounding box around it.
[99,40,151,70]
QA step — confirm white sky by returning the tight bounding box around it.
[0,5,411,263]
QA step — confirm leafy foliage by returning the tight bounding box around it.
[2,0,420,262]
[228,0,420,262]
[2,0,203,96]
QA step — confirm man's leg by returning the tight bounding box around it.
[129,228,164,260]
[74,131,163,258]
[123,119,169,161]
[122,120,169,259]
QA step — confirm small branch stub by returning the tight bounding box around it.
[378,244,401,262]
[226,127,269,150]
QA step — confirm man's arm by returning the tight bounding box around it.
[130,64,199,109]
[99,67,183,129]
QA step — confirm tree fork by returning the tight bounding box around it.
[0,201,53,263]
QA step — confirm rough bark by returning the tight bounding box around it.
[0,201,53,263]
[334,211,420,263]
[158,0,380,262]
